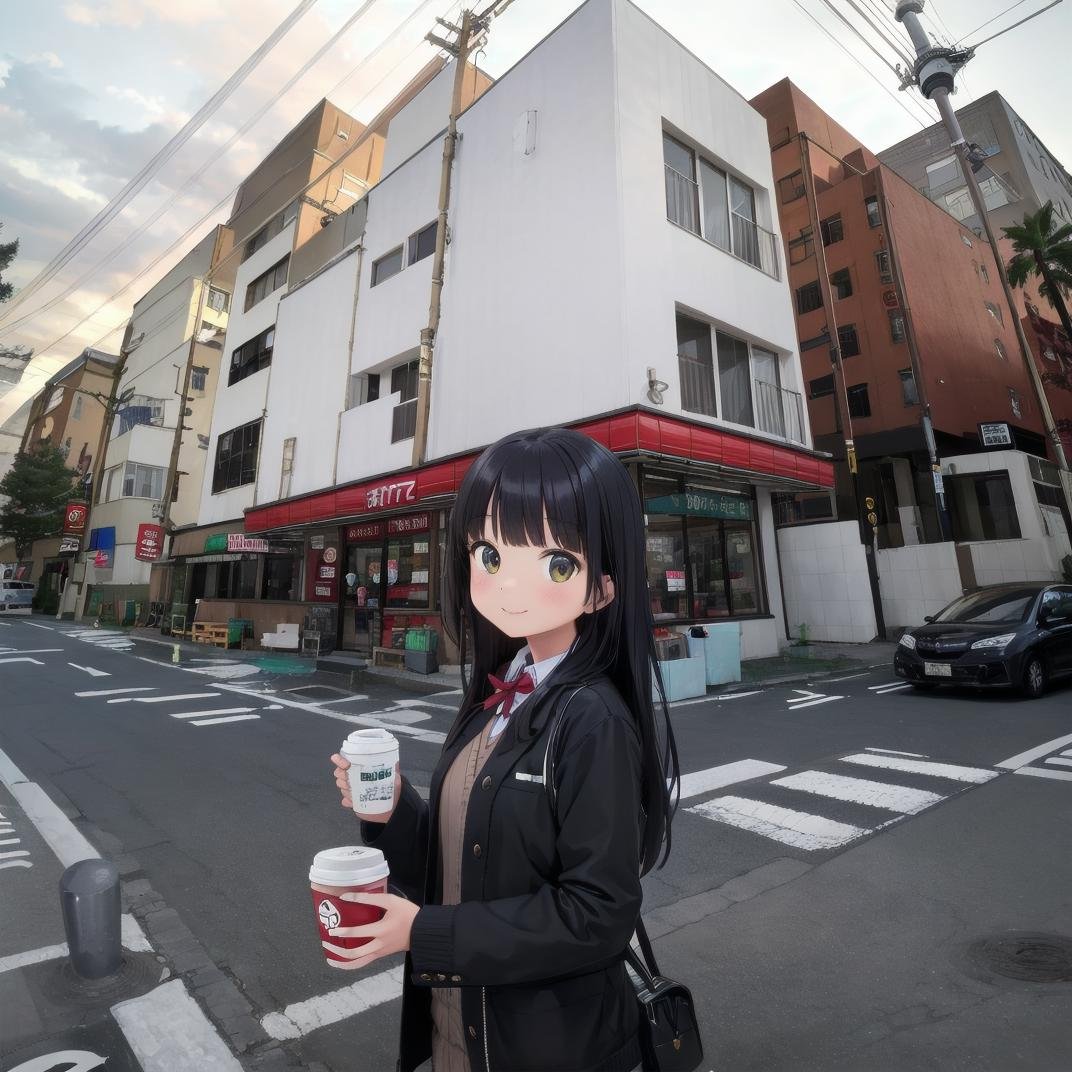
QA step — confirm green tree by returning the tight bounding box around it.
[0,442,80,558]
[0,222,19,304]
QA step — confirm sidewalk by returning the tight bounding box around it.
[732,640,897,690]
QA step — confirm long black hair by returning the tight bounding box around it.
[441,426,679,873]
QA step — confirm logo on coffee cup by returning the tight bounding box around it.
[318,899,341,931]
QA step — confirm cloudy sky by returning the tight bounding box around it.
[1,0,1070,422]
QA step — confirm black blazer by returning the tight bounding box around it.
[362,670,644,1072]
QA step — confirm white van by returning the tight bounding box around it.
[0,580,35,610]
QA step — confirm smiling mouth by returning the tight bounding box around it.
[501,608,527,615]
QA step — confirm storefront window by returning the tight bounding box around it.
[687,518,730,618]
[386,534,431,608]
[725,525,760,614]
[262,554,300,600]
[214,558,257,599]
[645,515,688,620]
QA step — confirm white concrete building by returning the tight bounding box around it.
[218,0,834,662]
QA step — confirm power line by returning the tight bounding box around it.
[957,0,1031,40]
[0,0,392,340]
[860,0,915,49]
[0,0,321,324]
[8,0,456,382]
[818,0,908,76]
[841,0,917,66]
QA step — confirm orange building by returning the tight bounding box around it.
[751,79,1066,550]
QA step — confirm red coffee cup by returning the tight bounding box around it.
[309,846,389,966]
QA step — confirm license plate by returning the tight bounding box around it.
[924,662,952,677]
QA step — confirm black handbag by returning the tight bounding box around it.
[545,690,704,1072]
[625,919,703,1072]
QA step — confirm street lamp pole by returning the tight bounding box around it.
[895,0,1071,488]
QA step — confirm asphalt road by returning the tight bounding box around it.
[2,615,1071,1071]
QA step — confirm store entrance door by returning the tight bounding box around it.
[341,542,383,656]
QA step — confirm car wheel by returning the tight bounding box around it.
[1021,655,1047,699]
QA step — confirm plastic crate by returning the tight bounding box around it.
[405,627,439,652]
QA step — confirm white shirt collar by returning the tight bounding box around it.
[505,641,571,688]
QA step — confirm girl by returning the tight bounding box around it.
[329,426,680,1072]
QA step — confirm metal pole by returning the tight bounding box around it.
[896,1,1072,486]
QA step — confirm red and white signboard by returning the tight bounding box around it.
[346,522,384,542]
[387,512,430,534]
[94,550,110,569]
[64,502,88,535]
[227,533,269,553]
[135,523,164,562]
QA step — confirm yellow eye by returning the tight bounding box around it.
[547,553,578,583]
[473,543,500,575]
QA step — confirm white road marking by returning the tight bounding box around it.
[189,714,261,727]
[22,622,54,630]
[873,683,912,694]
[0,648,64,654]
[0,915,150,975]
[865,747,928,758]
[76,686,154,697]
[679,760,787,801]
[688,796,869,851]
[186,663,261,679]
[841,753,999,784]
[996,733,1072,770]
[790,689,823,700]
[0,657,44,665]
[0,849,31,860]
[265,704,283,710]
[868,681,903,690]
[787,695,844,709]
[1044,757,1072,769]
[261,964,404,1040]
[713,690,763,700]
[0,837,21,846]
[0,860,32,870]
[133,693,222,703]
[1061,749,1072,757]
[68,663,110,677]
[772,770,945,814]
[821,672,871,682]
[170,707,256,720]
[387,697,458,711]
[1015,766,1072,783]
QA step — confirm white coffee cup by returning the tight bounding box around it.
[341,729,399,816]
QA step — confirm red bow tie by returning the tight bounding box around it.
[483,671,535,718]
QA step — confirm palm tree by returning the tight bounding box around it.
[1003,201,1072,342]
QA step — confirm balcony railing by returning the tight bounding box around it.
[664,165,700,235]
[731,212,781,280]
[755,380,805,443]
[391,398,417,443]
[112,395,167,438]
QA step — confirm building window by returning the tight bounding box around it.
[115,396,165,436]
[994,338,1009,361]
[985,301,1003,326]
[122,462,165,500]
[875,249,893,283]
[820,214,843,246]
[788,227,814,265]
[663,133,699,234]
[847,383,871,418]
[72,395,83,420]
[212,419,261,493]
[228,326,275,386]
[865,196,881,228]
[262,553,300,601]
[715,331,754,427]
[778,170,806,203]
[677,314,716,418]
[699,158,730,250]
[830,268,853,300]
[899,368,919,405]
[947,472,1021,541]
[980,263,990,284]
[390,360,419,443]
[837,324,860,358]
[925,154,960,190]
[242,204,297,262]
[349,371,380,407]
[372,247,404,286]
[191,366,208,392]
[809,374,835,399]
[407,222,438,266]
[1009,387,1023,419]
[244,256,289,312]
[796,280,822,314]
[979,175,1010,211]
[386,534,431,609]
[889,310,907,343]
[207,286,229,313]
[944,186,974,222]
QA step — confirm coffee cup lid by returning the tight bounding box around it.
[341,728,398,758]
[309,845,389,887]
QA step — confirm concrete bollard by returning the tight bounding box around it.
[59,858,122,979]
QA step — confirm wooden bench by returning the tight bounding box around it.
[192,622,230,648]
[372,645,407,669]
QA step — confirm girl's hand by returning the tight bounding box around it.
[322,893,419,971]
[330,755,402,823]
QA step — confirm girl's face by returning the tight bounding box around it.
[468,514,614,653]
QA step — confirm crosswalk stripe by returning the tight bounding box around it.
[134,693,221,703]
[1015,766,1072,783]
[865,747,926,757]
[688,796,869,850]
[189,714,261,726]
[679,760,786,800]
[787,695,844,709]
[76,687,154,698]
[772,770,945,814]
[868,681,903,690]
[873,683,912,694]
[841,753,998,784]
[1044,757,1072,769]
[170,708,256,720]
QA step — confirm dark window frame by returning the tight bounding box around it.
[407,222,438,266]
[244,255,289,312]
[372,246,404,287]
[899,368,919,405]
[847,383,871,418]
[830,267,853,300]
[796,280,823,314]
[889,309,907,343]
[211,419,262,494]
[865,196,882,228]
[788,227,814,265]
[809,374,835,399]
[228,326,275,386]
[838,323,860,358]
[820,214,844,246]
[875,249,893,283]
[778,170,806,203]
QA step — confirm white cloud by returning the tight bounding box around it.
[4,155,108,208]
[64,0,225,27]
[28,52,64,70]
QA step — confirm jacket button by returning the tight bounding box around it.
[419,973,432,982]
[481,776,492,790]
[472,843,482,858]
[452,974,462,982]
[436,973,447,982]
[468,1025,478,1039]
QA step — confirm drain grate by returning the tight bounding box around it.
[967,933,1072,983]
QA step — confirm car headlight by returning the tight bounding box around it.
[970,633,1017,651]
[898,633,916,650]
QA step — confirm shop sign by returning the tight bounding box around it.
[94,550,112,569]
[366,479,417,510]
[346,521,384,542]
[665,569,686,592]
[387,512,430,534]
[322,546,338,564]
[310,534,325,550]
[59,534,81,556]
[135,523,164,561]
[645,491,753,521]
[979,421,1013,447]
[319,565,337,580]
[881,289,899,309]
[227,533,269,553]
[314,584,333,597]
[63,502,88,535]
[205,533,229,553]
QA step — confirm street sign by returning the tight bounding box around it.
[59,535,82,556]
[933,470,945,495]
[979,422,1013,447]
[63,502,87,535]
[135,523,164,561]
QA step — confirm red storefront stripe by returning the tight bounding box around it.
[244,413,835,532]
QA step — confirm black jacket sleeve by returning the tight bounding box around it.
[360,777,429,904]
[408,700,643,986]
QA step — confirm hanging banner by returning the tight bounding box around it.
[63,502,88,535]
[227,533,269,553]
[135,523,165,562]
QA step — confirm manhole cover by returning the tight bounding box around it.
[967,933,1072,983]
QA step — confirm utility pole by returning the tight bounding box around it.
[895,0,1072,488]
[411,1,516,468]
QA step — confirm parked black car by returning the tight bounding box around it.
[893,583,1072,698]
